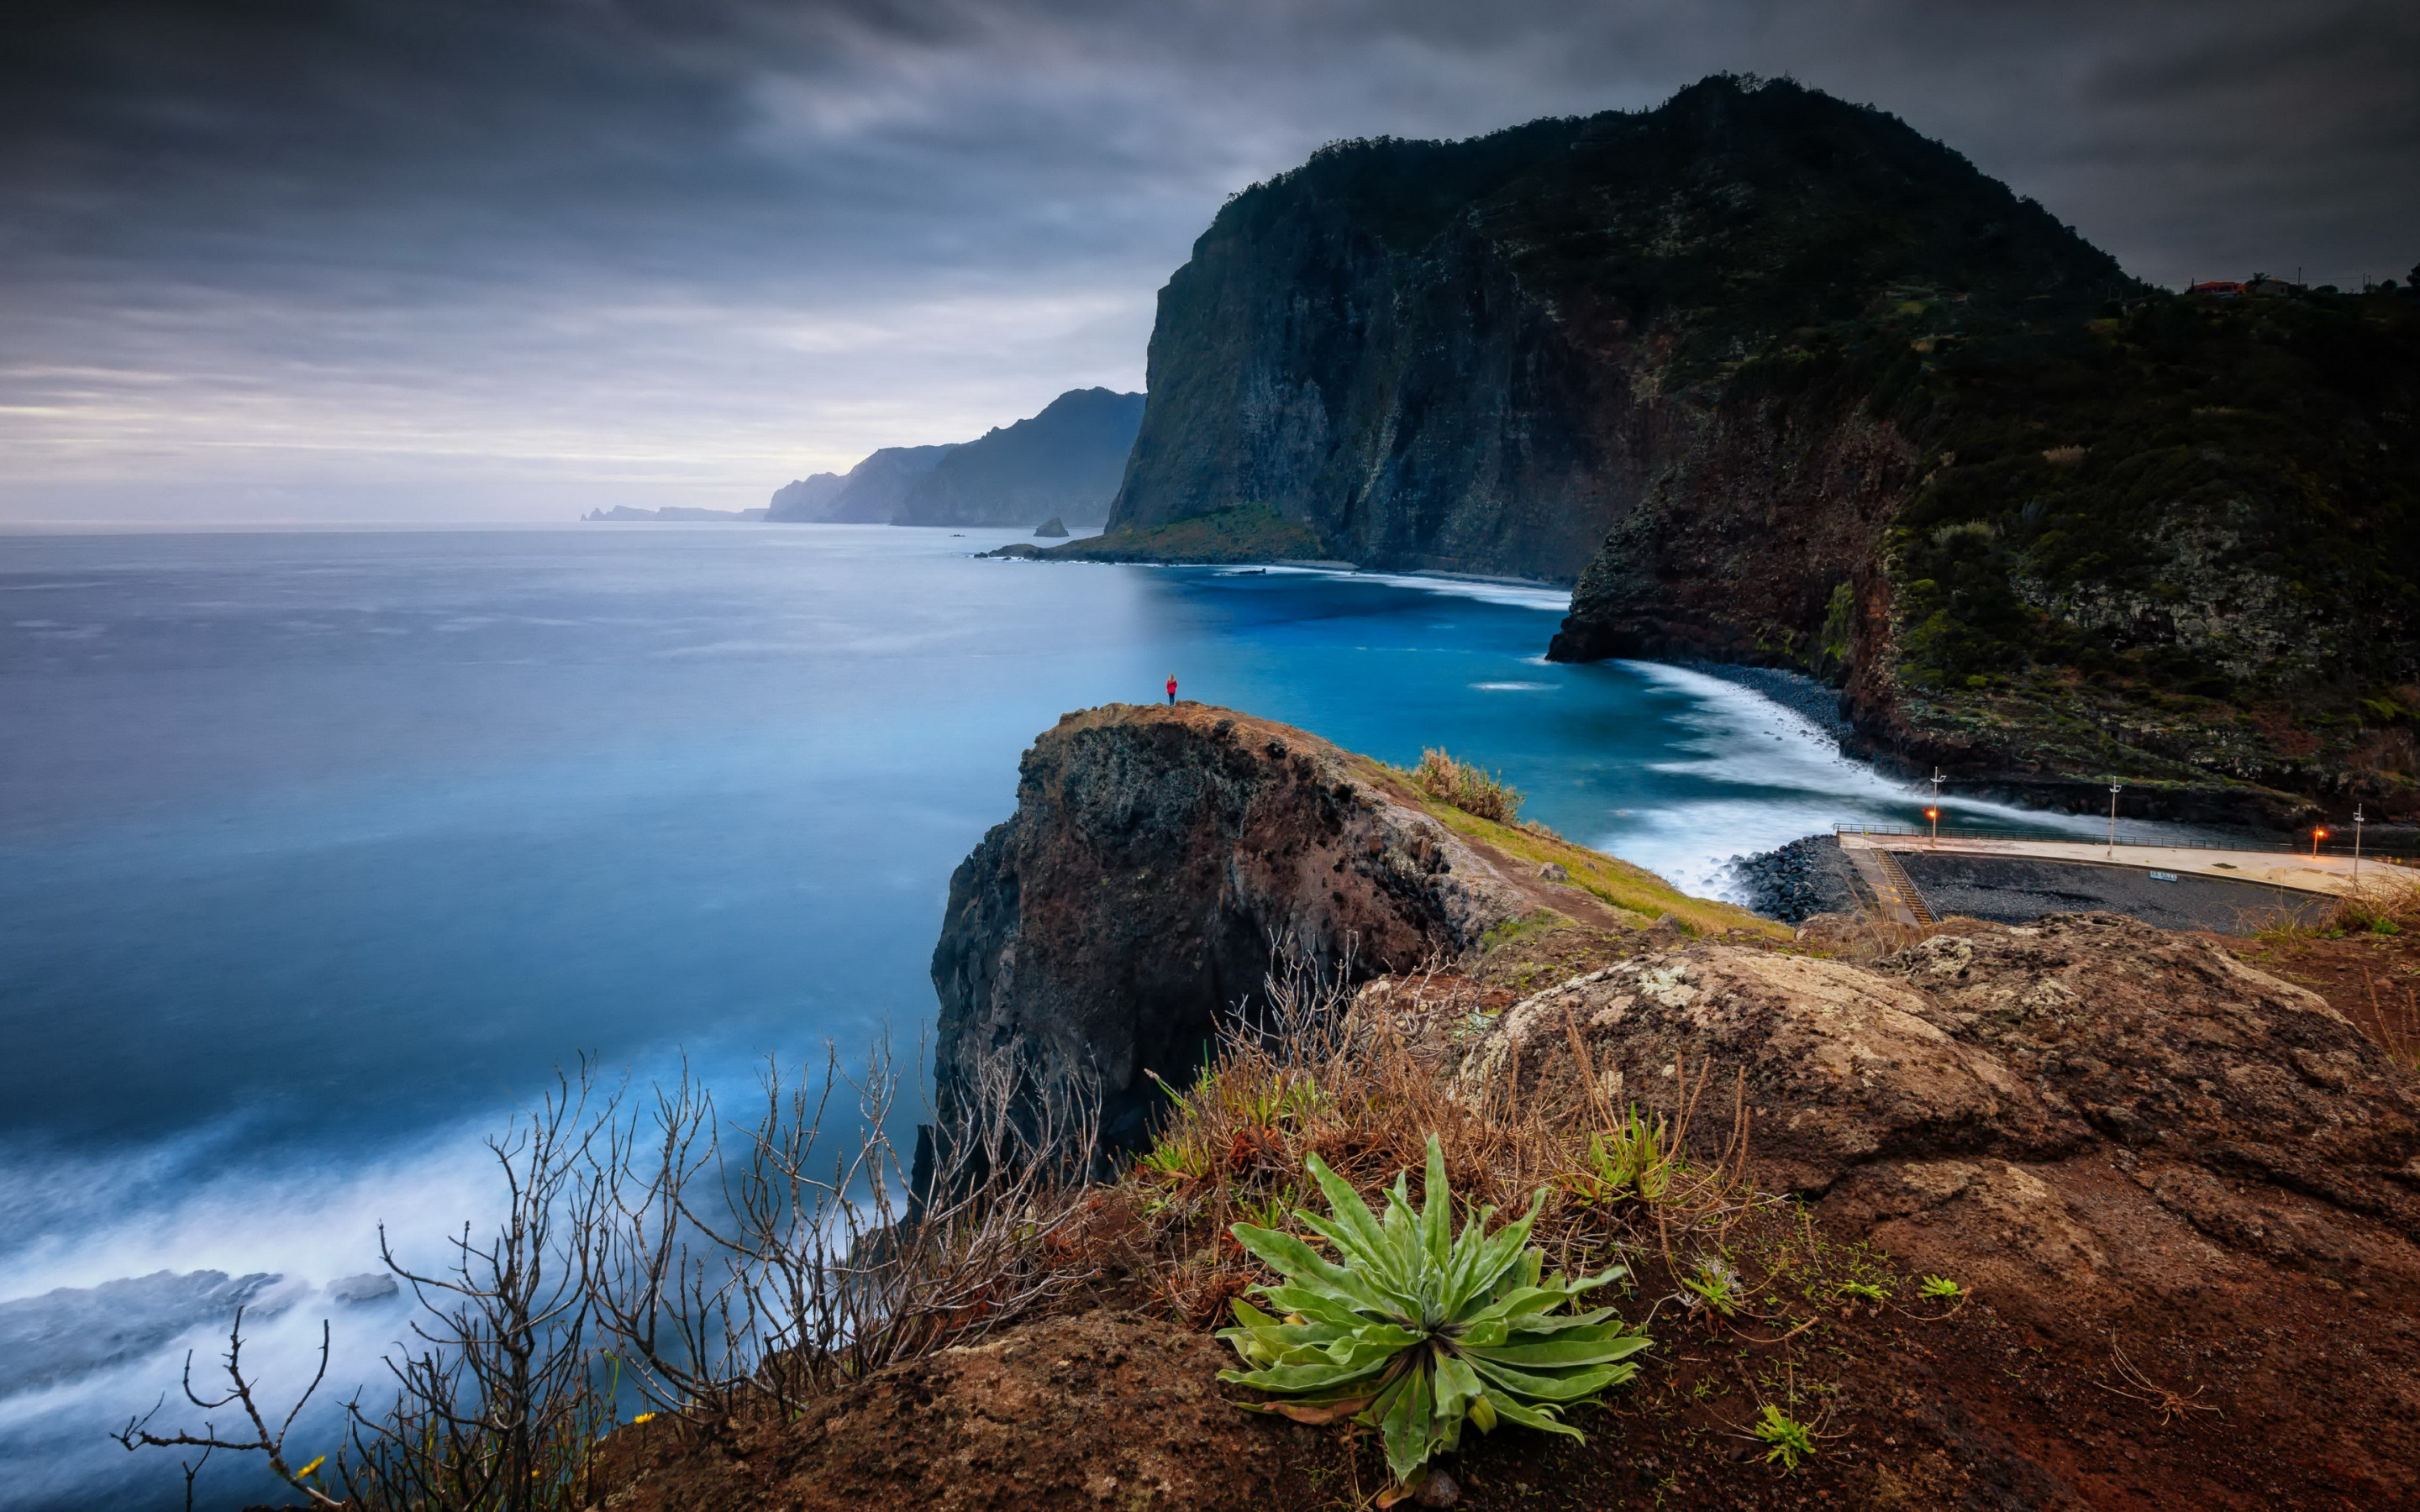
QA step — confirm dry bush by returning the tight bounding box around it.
[119,1069,618,1512]
[120,1047,1106,1508]
[1408,747,1524,823]
[2255,870,2420,945]
[2359,969,2420,1072]
[581,1038,1103,1432]
[2327,871,2420,932]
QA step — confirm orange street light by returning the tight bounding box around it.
[1925,806,1940,846]
[2312,827,2330,859]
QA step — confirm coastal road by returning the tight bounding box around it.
[1834,832,2401,933]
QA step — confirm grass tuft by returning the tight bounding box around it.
[1407,747,1525,823]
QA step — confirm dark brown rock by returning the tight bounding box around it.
[930,703,1539,1153]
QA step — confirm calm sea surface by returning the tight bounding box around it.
[0,523,2092,1507]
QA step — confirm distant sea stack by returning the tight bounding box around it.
[1034,516,1069,538]
[894,389,1144,528]
[1071,74,2420,822]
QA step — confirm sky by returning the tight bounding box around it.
[3,0,2414,522]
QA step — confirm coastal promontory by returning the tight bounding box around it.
[1046,75,2420,822]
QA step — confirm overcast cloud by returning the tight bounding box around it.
[3,0,2413,520]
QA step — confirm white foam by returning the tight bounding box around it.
[1599,661,2120,901]
[0,1122,502,1511]
[1268,565,1572,612]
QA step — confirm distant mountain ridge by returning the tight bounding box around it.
[766,387,1142,528]
[767,444,959,523]
[896,388,1144,527]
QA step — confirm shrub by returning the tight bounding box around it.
[1216,1136,1649,1499]
[1409,748,1524,823]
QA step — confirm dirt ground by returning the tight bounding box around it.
[588,1216,2418,1512]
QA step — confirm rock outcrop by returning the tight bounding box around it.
[1453,911,2420,1335]
[1033,516,1068,538]
[931,704,1542,1152]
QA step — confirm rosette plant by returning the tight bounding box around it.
[1218,1136,1649,1498]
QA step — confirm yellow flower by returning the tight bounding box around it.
[631,1412,656,1425]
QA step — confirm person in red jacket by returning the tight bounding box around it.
[1165,673,1178,706]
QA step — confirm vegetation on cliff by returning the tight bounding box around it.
[1857,286,2418,808]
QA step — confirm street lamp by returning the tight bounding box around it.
[2312,826,2329,860]
[2107,783,2122,857]
[1926,806,1940,847]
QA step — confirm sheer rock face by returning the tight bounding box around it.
[1455,912,2420,1332]
[930,704,1533,1152]
[1107,76,2110,588]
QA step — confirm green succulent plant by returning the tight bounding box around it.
[1217,1136,1649,1496]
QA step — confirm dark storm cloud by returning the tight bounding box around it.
[2,0,2413,518]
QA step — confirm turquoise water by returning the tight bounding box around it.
[0,523,2091,1508]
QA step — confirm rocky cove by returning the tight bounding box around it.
[580,702,2420,1511]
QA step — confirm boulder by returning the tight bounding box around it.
[326,1272,400,1305]
[1453,912,2420,1334]
[1034,516,1070,538]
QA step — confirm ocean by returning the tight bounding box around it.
[0,522,2099,1509]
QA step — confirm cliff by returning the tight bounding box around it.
[1094,76,2121,585]
[1065,74,2420,821]
[929,701,1760,1152]
[896,387,1144,528]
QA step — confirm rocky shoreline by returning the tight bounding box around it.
[1723,832,1863,923]
[1672,660,1853,741]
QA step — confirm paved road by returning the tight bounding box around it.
[1837,830,2388,897]
[1894,851,2332,934]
